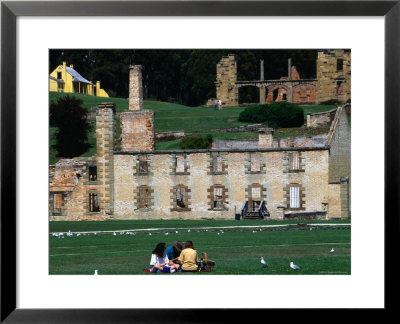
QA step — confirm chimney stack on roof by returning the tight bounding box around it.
[258,128,274,148]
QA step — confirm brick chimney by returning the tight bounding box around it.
[258,128,274,148]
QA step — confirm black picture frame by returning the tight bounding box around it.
[1,0,398,322]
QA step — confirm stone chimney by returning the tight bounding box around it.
[129,65,144,111]
[288,58,292,80]
[63,61,66,69]
[258,128,274,148]
[120,65,155,152]
[70,64,74,69]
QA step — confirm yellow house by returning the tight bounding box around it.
[49,61,109,97]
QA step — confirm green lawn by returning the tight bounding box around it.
[49,219,351,275]
[49,92,336,164]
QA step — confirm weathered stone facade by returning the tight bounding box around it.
[315,49,351,104]
[49,67,351,221]
[215,55,238,107]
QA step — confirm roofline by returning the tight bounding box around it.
[114,147,330,155]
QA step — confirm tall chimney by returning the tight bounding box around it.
[288,58,292,80]
[129,65,143,111]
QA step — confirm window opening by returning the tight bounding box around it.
[89,193,100,212]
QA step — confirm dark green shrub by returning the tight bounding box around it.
[180,134,213,149]
[238,102,304,128]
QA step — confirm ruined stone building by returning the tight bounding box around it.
[213,49,351,107]
[49,65,351,221]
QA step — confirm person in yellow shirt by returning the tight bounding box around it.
[178,241,199,272]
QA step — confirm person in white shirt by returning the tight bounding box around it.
[149,242,179,273]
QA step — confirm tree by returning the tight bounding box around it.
[50,96,93,158]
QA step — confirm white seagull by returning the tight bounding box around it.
[260,257,268,267]
[290,262,301,270]
[94,270,98,275]
[330,248,335,254]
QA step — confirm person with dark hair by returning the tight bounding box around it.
[178,240,199,272]
[165,241,183,266]
[149,242,179,273]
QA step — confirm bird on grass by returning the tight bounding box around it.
[94,270,98,275]
[290,262,301,270]
[330,248,335,254]
[260,257,268,268]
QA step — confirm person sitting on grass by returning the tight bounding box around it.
[150,242,180,273]
[165,241,183,266]
[178,241,199,272]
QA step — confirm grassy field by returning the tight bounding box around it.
[49,92,336,163]
[49,219,351,275]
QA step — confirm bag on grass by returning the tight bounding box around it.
[198,252,216,272]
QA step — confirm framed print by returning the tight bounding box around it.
[1,0,398,322]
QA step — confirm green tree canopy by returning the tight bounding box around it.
[50,96,93,158]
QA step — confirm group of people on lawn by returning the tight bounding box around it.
[149,240,200,273]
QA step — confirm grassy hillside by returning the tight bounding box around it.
[49,92,336,164]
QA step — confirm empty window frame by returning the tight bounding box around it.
[250,153,261,172]
[57,72,62,80]
[213,187,224,209]
[89,193,100,212]
[53,193,63,214]
[175,155,185,173]
[138,187,151,209]
[336,81,344,95]
[138,155,149,174]
[337,59,344,71]
[175,186,187,209]
[89,166,97,181]
[289,186,300,209]
[289,152,300,170]
[213,155,223,173]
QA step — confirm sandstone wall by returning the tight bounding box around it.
[326,105,351,184]
[120,110,155,151]
[113,149,338,220]
[316,49,351,103]
[215,55,238,107]
[306,109,337,128]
